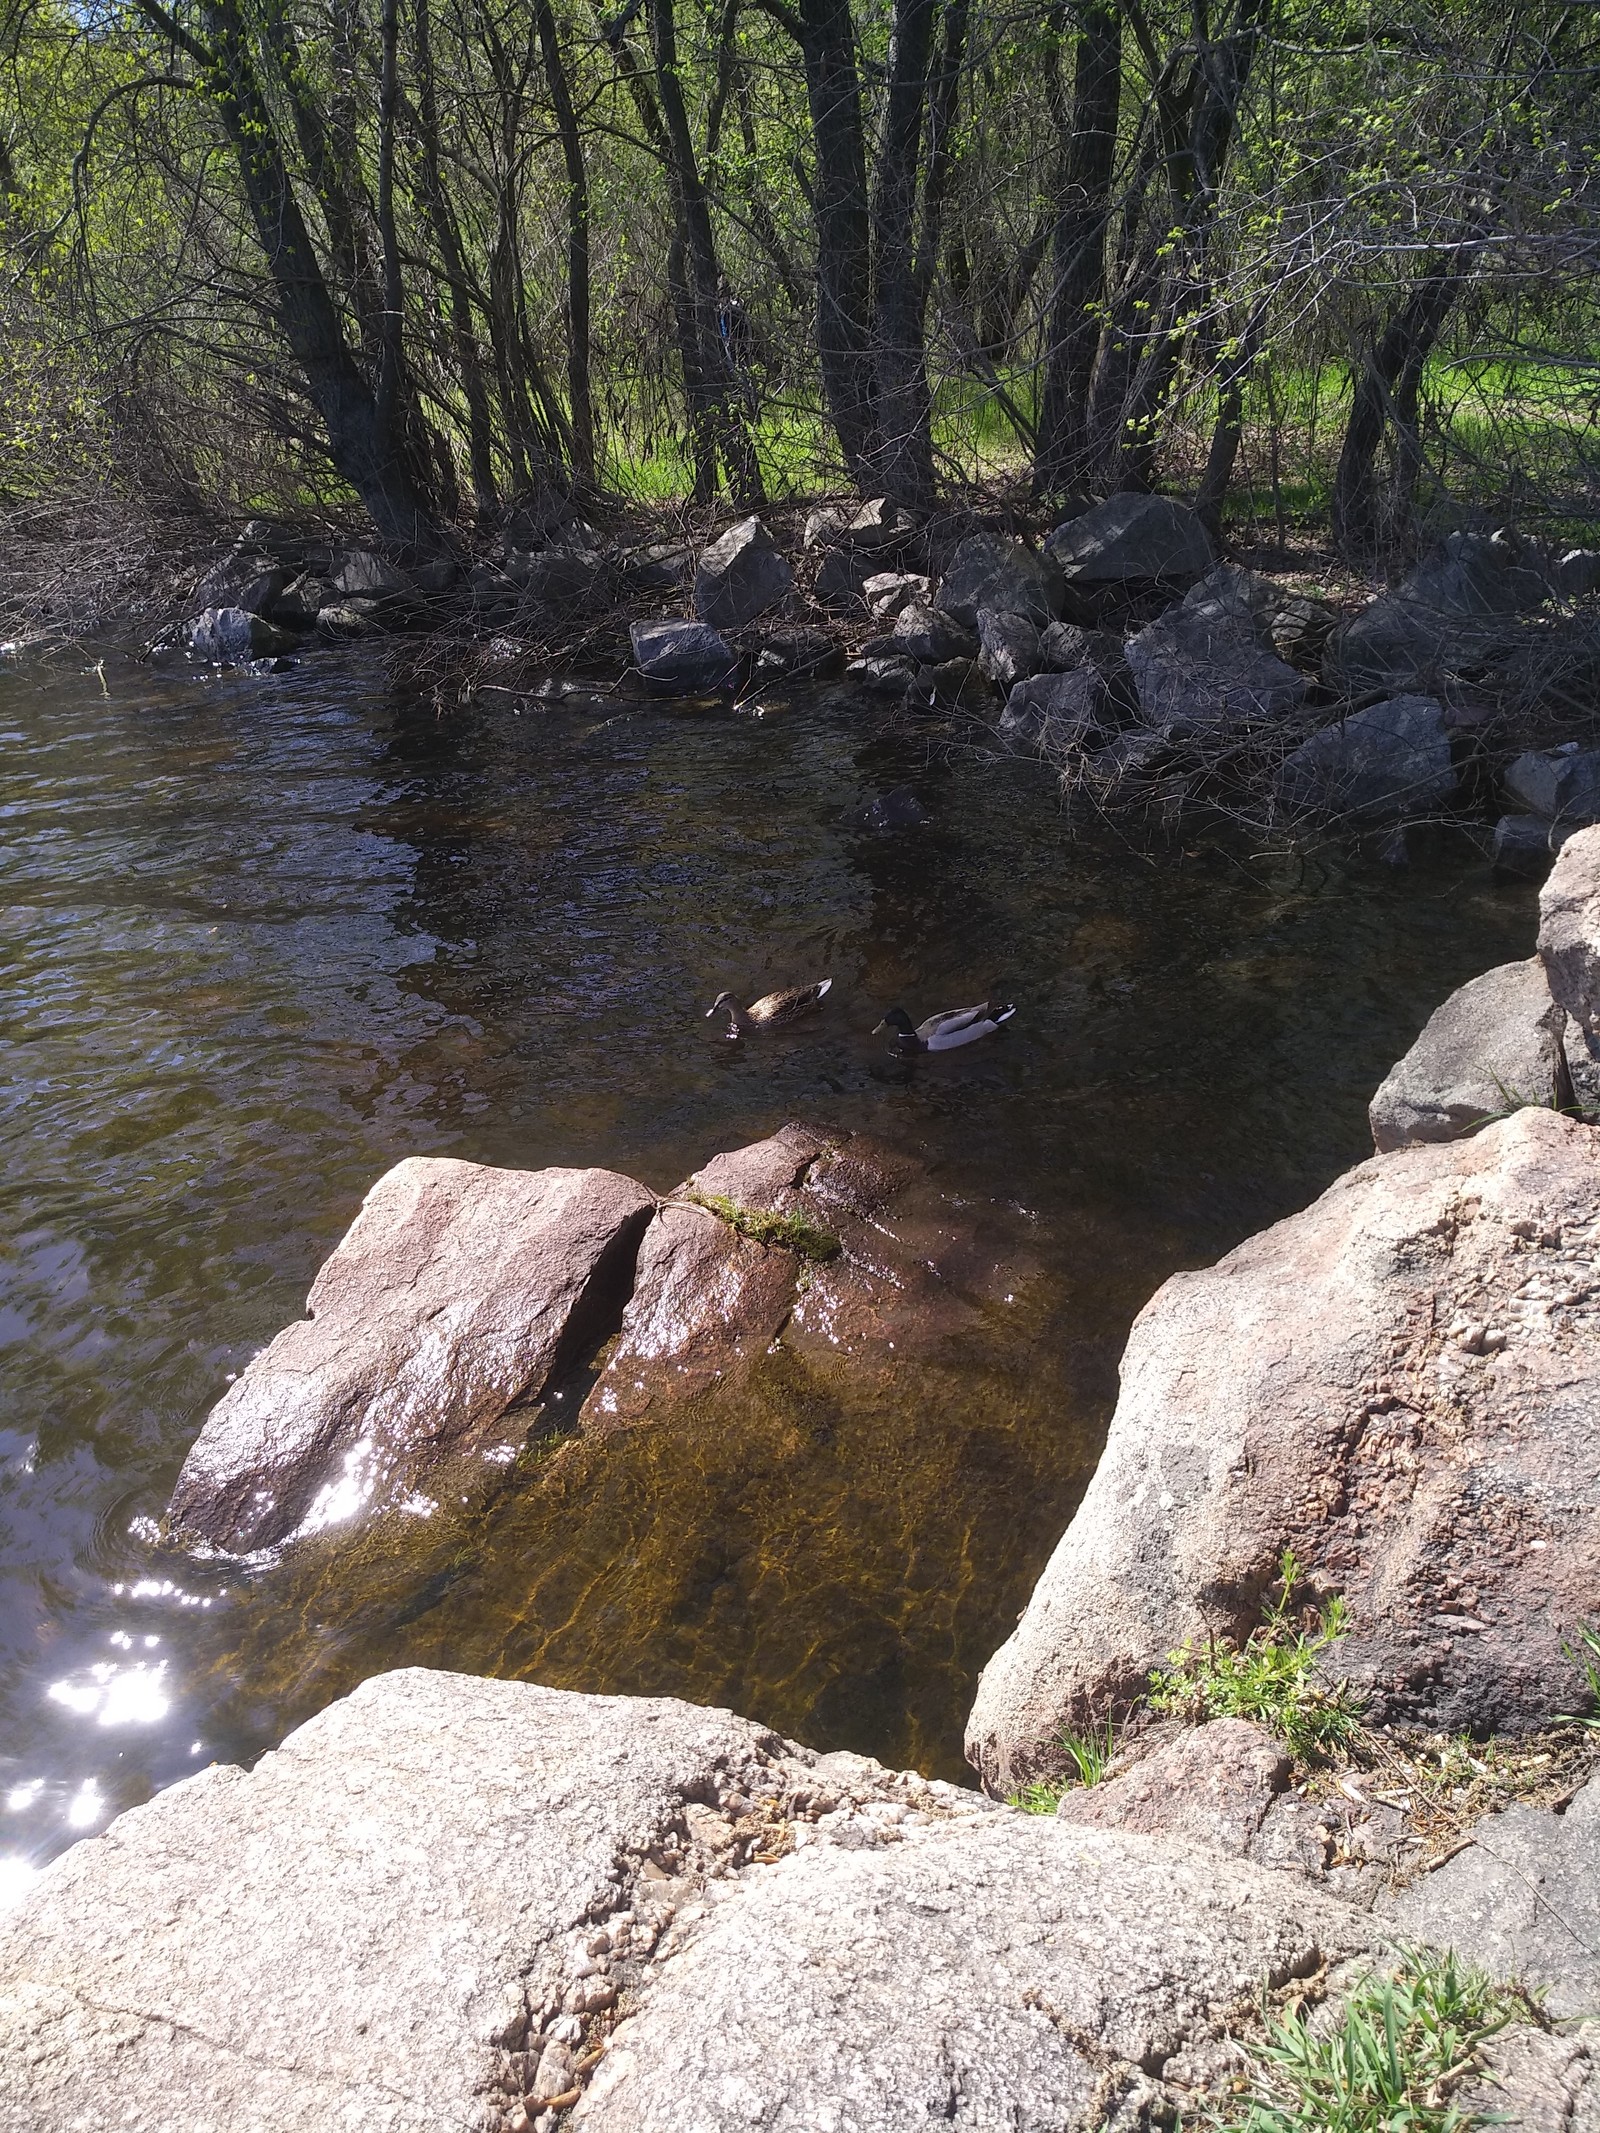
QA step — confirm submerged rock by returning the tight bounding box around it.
[166,1158,654,1553]
[0,1668,1378,2133]
[1540,823,1600,1055]
[694,516,794,628]
[967,1107,1600,1795]
[1493,813,1575,879]
[186,606,295,662]
[1277,694,1456,823]
[1368,958,1572,1151]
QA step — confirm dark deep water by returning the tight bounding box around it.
[0,642,1540,1899]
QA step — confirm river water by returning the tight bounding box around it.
[0,643,1539,1890]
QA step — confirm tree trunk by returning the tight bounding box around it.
[792,0,876,481]
[1033,0,1121,499]
[869,0,939,507]
[146,0,440,551]
[534,0,595,486]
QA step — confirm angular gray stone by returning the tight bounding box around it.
[694,517,794,628]
[270,575,330,627]
[1539,824,1600,1054]
[0,1668,1379,2133]
[892,601,977,663]
[315,599,383,639]
[802,497,906,553]
[330,549,412,600]
[166,1156,654,1552]
[1125,608,1305,737]
[863,569,932,620]
[630,618,737,693]
[976,607,1041,687]
[186,606,295,661]
[504,544,602,608]
[1323,531,1552,698]
[1555,548,1600,600]
[998,668,1106,753]
[813,549,874,610]
[1278,694,1456,823]
[1507,744,1600,825]
[935,534,1065,628]
[845,653,917,693]
[967,1107,1600,1795]
[1368,958,1571,1152]
[1382,1775,1600,2019]
[1494,814,1575,879]
[1045,494,1214,585]
[194,553,288,618]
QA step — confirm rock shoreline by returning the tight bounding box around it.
[152,495,1600,845]
[6,860,1600,2118]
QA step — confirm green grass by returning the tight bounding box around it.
[683,1190,841,1262]
[1007,1719,1118,1812]
[1210,1950,1532,2133]
[1149,1549,1365,1763]
[1559,1621,1600,1731]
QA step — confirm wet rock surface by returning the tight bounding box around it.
[968,1107,1600,1794]
[0,1668,1383,2133]
[166,1157,655,1553]
[629,617,737,693]
[1368,957,1572,1151]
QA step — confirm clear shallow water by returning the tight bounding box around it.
[0,643,1539,1888]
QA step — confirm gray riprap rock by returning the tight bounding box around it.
[330,549,413,600]
[1278,694,1456,823]
[1540,824,1600,1054]
[504,544,603,609]
[892,601,978,664]
[998,668,1106,753]
[1045,494,1213,586]
[1124,597,1305,737]
[1382,1775,1600,2019]
[694,517,794,628]
[802,497,907,553]
[1506,744,1600,825]
[630,618,737,693]
[193,552,289,619]
[1495,814,1575,879]
[187,605,295,661]
[935,534,1065,628]
[1368,958,1572,1152]
[166,1157,654,1552]
[863,569,932,621]
[581,1802,1371,2133]
[977,607,1042,687]
[1556,548,1600,600]
[967,1107,1600,1796]
[1323,531,1552,698]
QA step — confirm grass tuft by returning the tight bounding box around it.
[1210,1950,1533,2133]
[1007,1719,1118,1812]
[1149,1549,1365,1763]
[1559,1621,1600,1731]
[683,1191,841,1262]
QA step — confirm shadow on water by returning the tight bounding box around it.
[0,645,1540,1865]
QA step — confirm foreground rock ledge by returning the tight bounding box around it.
[968,1107,1600,1795]
[0,1668,1378,2133]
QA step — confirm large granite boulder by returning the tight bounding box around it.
[1368,958,1572,1151]
[1277,694,1456,823]
[935,534,1065,629]
[968,1107,1600,1795]
[166,1158,654,1553]
[0,1667,1381,2133]
[1540,824,1600,1055]
[1044,494,1213,586]
[694,517,794,628]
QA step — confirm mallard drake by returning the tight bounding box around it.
[874,1002,1016,1051]
[707,979,832,1038]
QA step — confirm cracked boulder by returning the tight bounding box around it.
[1368,958,1572,1151]
[166,1158,655,1553]
[968,1107,1600,1795]
[0,1667,1382,2133]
